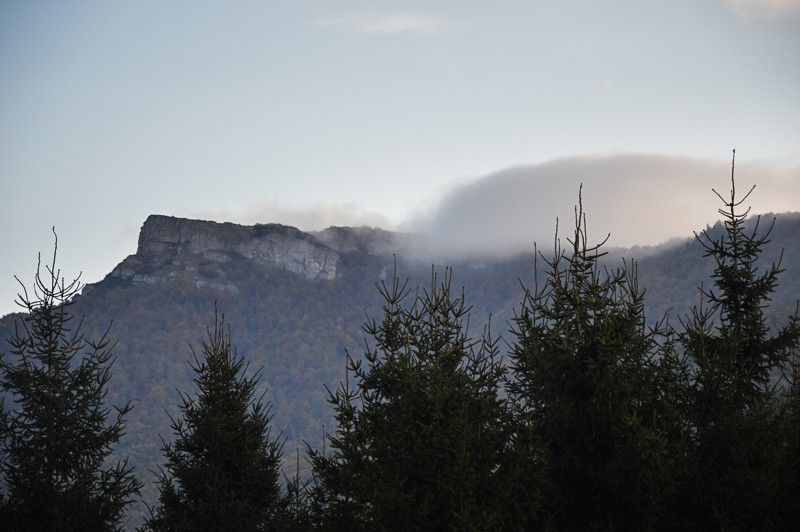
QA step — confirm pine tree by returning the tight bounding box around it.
[507,191,684,530]
[676,151,800,529]
[0,233,142,531]
[145,311,285,531]
[308,266,513,530]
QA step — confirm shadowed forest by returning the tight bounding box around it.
[2,165,800,530]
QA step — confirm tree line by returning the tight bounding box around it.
[2,160,799,530]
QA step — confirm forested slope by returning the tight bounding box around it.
[1,211,798,526]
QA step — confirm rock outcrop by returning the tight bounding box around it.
[107,215,343,288]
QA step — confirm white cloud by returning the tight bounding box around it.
[186,198,396,232]
[182,155,799,261]
[722,0,800,20]
[316,14,446,36]
[409,153,800,258]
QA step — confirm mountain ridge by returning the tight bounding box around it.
[2,211,798,527]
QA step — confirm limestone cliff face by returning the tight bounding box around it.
[109,215,341,287]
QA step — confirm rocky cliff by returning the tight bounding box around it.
[102,215,408,291]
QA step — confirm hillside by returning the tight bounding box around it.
[1,211,799,523]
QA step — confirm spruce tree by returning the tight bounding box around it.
[145,311,285,532]
[0,233,142,531]
[308,266,513,531]
[507,192,684,530]
[676,151,800,529]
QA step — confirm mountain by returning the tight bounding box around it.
[2,211,799,525]
[102,214,409,286]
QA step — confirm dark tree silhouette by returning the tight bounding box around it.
[308,266,513,530]
[507,191,684,530]
[676,151,800,530]
[0,231,141,531]
[145,311,286,532]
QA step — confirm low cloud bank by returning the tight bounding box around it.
[188,198,395,232]
[408,153,800,258]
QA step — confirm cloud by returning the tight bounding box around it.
[316,14,446,36]
[722,0,800,20]
[408,153,800,258]
[185,198,395,232]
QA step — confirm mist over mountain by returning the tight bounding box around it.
[1,210,798,525]
[3,153,797,320]
[410,154,800,257]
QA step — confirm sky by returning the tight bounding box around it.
[1,0,799,317]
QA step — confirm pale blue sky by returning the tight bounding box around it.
[1,0,799,316]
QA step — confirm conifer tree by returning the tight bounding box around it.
[145,312,285,531]
[779,353,800,526]
[308,266,514,531]
[676,151,800,529]
[507,192,684,530]
[0,233,142,531]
